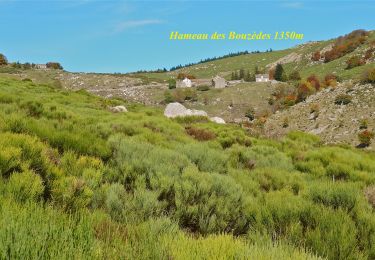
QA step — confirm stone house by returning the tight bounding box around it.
[255,74,269,82]
[212,76,226,88]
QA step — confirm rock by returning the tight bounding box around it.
[164,102,207,118]
[210,117,226,124]
[164,103,187,118]
[110,105,127,113]
[189,109,208,117]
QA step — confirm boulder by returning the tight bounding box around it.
[164,102,208,118]
[189,109,208,117]
[110,105,127,113]
[164,102,188,118]
[210,117,226,124]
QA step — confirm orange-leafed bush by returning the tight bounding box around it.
[311,51,321,61]
[283,94,297,107]
[324,74,338,87]
[324,30,368,62]
[307,75,321,91]
[358,130,374,147]
[346,56,365,69]
[297,81,315,102]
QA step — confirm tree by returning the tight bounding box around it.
[239,68,245,80]
[274,64,286,82]
[0,53,8,66]
[168,79,176,89]
[254,66,260,74]
[244,70,251,82]
[46,62,63,70]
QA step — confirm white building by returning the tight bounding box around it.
[255,74,269,82]
[176,77,192,88]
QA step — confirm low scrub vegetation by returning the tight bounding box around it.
[0,77,375,259]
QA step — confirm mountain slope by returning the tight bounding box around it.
[1,77,375,259]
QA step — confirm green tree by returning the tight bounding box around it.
[244,70,251,82]
[168,79,176,89]
[46,62,63,70]
[0,53,8,66]
[289,71,301,81]
[274,64,286,81]
[239,68,245,80]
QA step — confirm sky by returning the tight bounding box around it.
[0,0,374,73]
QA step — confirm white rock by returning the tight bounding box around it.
[188,109,208,117]
[164,102,207,118]
[110,105,127,113]
[164,102,188,118]
[210,117,226,124]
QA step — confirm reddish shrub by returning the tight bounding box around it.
[358,130,374,147]
[324,74,337,87]
[324,30,369,62]
[346,56,365,69]
[307,75,321,91]
[185,126,216,141]
[311,51,321,61]
[283,94,297,107]
[297,81,315,102]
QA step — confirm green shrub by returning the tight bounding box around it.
[197,85,210,91]
[22,100,44,117]
[334,94,352,105]
[174,166,256,235]
[0,146,22,177]
[7,170,44,202]
[105,183,126,221]
[51,176,94,212]
[251,168,304,194]
[307,181,360,212]
[168,79,176,89]
[180,143,228,174]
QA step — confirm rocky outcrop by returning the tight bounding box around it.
[164,102,208,118]
[264,82,375,148]
[266,52,302,68]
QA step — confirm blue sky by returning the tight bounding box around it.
[0,0,374,73]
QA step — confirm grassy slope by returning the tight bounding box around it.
[136,30,374,82]
[182,82,282,120]
[0,77,375,259]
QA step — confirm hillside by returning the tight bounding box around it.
[132,30,375,82]
[0,30,373,124]
[265,82,375,148]
[1,76,375,259]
